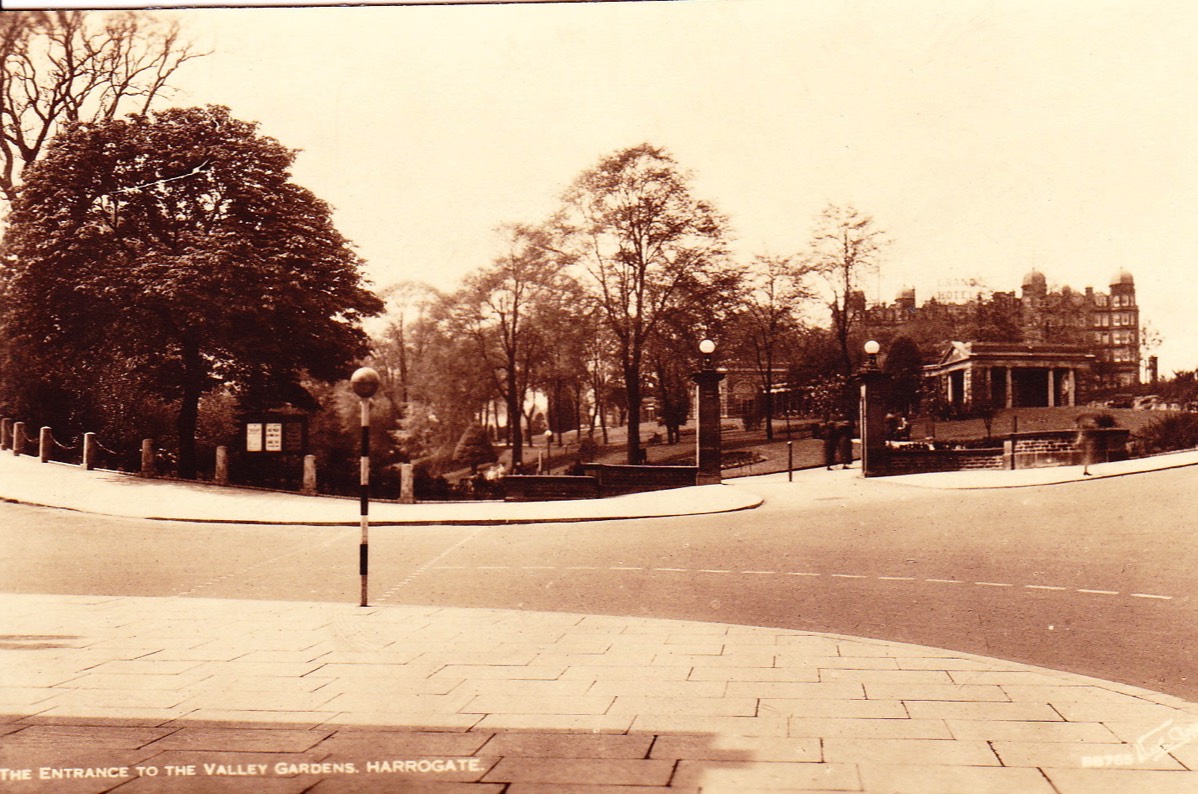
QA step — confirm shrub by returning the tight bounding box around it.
[576,436,599,462]
[1134,412,1198,455]
[452,423,497,471]
[1077,411,1118,429]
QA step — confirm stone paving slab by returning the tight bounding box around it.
[1,593,1198,792]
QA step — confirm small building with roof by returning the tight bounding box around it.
[924,341,1096,411]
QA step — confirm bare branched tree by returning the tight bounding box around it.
[0,10,204,206]
[806,204,889,375]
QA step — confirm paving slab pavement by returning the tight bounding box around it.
[2,593,1197,793]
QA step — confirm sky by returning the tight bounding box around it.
[51,1,1198,375]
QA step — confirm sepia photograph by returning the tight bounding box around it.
[0,0,1196,791]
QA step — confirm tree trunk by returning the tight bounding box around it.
[624,362,642,465]
[763,362,775,441]
[507,364,523,467]
[176,340,204,480]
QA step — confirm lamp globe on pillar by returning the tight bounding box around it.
[857,342,890,478]
[350,366,379,607]
[864,339,881,370]
[692,338,724,485]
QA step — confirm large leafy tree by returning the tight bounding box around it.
[1,105,383,478]
[556,143,731,464]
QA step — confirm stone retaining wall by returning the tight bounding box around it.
[879,428,1130,477]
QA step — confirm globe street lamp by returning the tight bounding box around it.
[350,366,380,607]
[692,338,724,485]
[857,341,888,477]
[864,339,881,369]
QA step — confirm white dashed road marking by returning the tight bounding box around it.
[438,566,1174,602]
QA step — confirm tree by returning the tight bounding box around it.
[0,10,202,207]
[1,105,383,478]
[731,255,810,440]
[458,224,565,468]
[372,280,440,420]
[805,204,888,376]
[882,336,924,416]
[556,143,731,464]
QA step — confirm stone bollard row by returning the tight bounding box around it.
[0,421,385,504]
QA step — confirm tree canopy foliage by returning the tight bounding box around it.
[1,105,382,477]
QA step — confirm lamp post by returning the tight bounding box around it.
[350,366,380,607]
[692,338,725,485]
[857,340,889,477]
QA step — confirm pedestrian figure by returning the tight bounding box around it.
[837,420,854,469]
[823,420,839,470]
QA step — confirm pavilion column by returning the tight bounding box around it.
[1066,368,1077,407]
[1005,367,1014,409]
[1047,369,1056,408]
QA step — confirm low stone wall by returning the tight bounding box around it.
[878,428,1130,477]
[879,448,1005,475]
[581,464,699,497]
[1007,428,1130,469]
[503,475,599,502]
[503,464,700,501]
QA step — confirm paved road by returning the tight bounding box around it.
[2,466,1194,700]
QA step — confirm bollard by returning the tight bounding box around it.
[82,433,96,471]
[0,418,10,450]
[13,422,26,457]
[141,439,155,477]
[215,445,229,485]
[400,462,414,504]
[302,454,317,494]
[39,426,51,463]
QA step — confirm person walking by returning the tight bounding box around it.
[823,420,839,470]
[837,420,854,469]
